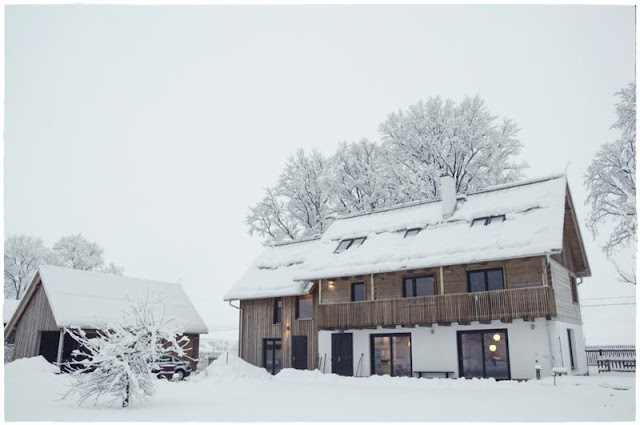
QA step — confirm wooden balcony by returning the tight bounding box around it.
[317,286,557,329]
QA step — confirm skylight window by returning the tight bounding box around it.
[334,237,367,254]
[405,228,422,238]
[471,215,506,227]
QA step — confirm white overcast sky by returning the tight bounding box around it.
[4,5,636,344]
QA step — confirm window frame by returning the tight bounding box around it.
[467,268,505,293]
[351,281,366,302]
[402,275,436,298]
[471,215,506,227]
[262,338,283,375]
[334,237,367,254]
[570,276,579,303]
[404,228,422,238]
[296,294,313,320]
[273,297,282,324]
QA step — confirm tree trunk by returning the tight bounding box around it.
[123,381,130,408]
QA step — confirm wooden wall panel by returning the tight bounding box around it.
[13,282,58,360]
[550,258,582,324]
[240,289,318,371]
[319,257,546,303]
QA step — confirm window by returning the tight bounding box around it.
[403,276,436,297]
[467,268,504,292]
[351,282,365,302]
[273,298,282,324]
[296,294,313,319]
[334,237,367,253]
[263,338,282,374]
[471,215,506,226]
[570,276,579,303]
[405,228,421,238]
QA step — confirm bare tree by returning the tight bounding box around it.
[585,82,636,283]
[4,234,53,299]
[52,234,123,274]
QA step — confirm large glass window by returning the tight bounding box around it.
[296,294,313,319]
[467,268,504,292]
[371,334,412,377]
[262,339,282,374]
[351,282,365,302]
[273,298,282,324]
[458,330,510,380]
[403,276,435,297]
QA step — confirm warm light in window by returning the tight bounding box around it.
[493,334,501,342]
[489,344,497,352]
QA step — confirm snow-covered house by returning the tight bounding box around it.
[4,265,209,368]
[225,174,591,380]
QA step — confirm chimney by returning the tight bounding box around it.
[440,174,457,219]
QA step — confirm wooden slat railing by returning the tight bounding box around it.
[318,286,557,329]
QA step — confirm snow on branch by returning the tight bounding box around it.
[62,293,189,408]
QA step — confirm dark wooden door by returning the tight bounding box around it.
[331,333,353,376]
[292,336,308,370]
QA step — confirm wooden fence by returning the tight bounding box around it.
[318,286,556,329]
[597,358,636,373]
[586,345,636,366]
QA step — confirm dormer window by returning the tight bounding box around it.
[405,228,421,238]
[334,237,366,254]
[471,215,506,227]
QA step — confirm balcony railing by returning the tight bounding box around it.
[317,286,557,329]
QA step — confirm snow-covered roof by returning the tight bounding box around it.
[227,174,580,300]
[15,266,208,334]
[224,238,319,301]
[3,299,20,325]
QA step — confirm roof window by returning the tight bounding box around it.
[404,228,422,238]
[334,237,367,254]
[471,215,506,227]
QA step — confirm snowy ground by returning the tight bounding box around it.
[5,355,635,422]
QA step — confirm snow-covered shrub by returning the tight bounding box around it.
[63,295,190,407]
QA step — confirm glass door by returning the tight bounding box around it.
[458,330,510,380]
[371,334,412,377]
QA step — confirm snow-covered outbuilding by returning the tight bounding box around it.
[226,174,591,380]
[4,265,208,368]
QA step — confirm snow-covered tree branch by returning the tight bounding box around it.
[584,82,636,284]
[63,295,190,408]
[246,95,527,242]
[4,234,54,299]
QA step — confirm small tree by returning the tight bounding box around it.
[51,234,124,274]
[63,296,190,407]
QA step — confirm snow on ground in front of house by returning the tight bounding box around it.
[5,355,635,422]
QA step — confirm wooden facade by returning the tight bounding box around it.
[11,282,58,359]
[240,293,319,370]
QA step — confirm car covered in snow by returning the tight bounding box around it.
[151,355,192,381]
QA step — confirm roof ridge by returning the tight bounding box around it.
[39,264,182,287]
[334,172,566,221]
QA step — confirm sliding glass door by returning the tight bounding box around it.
[458,330,510,380]
[371,334,412,377]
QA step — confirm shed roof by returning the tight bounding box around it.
[6,266,208,335]
[225,173,590,301]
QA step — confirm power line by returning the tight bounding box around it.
[581,302,636,307]
[580,295,636,301]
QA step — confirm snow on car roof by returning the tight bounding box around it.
[224,237,319,301]
[226,174,569,299]
[38,265,208,334]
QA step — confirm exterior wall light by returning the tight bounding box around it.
[286,325,290,331]
[489,344,497,352]
[493,333,501,341]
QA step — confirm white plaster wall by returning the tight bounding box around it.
[548,320,588,375]
[318,318,556,380]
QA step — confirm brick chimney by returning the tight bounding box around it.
[440,174,457,219]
